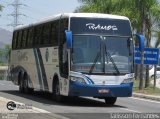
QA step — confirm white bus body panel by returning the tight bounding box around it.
[9,47,69,94]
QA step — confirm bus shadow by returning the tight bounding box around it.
[0,90,126,108]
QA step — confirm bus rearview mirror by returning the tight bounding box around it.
[135,34,145,51]
[65,30,72,49]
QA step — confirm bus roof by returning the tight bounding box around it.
[15,13,130,30]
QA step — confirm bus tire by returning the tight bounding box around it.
[104,97,117,105]
[19,74,24,93]
[23,74,33,94]
[52,79,64,102]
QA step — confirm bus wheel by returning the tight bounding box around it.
[23,74,33,94]
[104,97,117,105]
[19,75,24,93]
[52,80,64,102]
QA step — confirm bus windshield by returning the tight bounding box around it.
[71,35,133,74]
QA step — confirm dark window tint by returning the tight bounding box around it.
[50,21,58,46]
[22,29,28,48]
[42,23,50,45]
[70,17,132,36]
[34,25,43,47]
[17,31,22,49]
[12,18,68,49]
[12,31,18,49]
[60,18,68,45]
[27,28,34,47]
[20,30,24,48]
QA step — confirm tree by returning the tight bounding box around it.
[76,0,111,13]
[154,31,160,48]
[139,0,160,88]
[152,31,160,89]
[0,45,11,65]
[0,49,3,63]
[4,45,11,63]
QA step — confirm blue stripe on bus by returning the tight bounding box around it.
[85,76,94,84]
[33,48,43,89]
[36,48,49,91]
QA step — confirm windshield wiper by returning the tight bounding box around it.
[106,51,120,74]
[89,52,100,74]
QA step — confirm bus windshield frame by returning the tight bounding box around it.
[70,34,134,75]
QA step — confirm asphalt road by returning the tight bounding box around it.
[0,80,160,119]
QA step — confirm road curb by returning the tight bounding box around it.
[133,93,160,101]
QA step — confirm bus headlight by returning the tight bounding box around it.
[70,77,86,84]
[121,78,134,84]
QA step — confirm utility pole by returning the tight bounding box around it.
[8,0,26,30]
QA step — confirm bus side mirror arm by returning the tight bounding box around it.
[134,34,145,52]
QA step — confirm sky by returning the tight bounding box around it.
[1,0,160,32]
[0,0,80,31]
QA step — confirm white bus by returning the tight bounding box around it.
[9,13,135,105]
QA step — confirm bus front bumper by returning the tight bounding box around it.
[69,81,133,97]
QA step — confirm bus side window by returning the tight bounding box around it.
[42,23,50,46]
[15,31,19,49]
[20,30,24,48]
[27,28,34,48]
[18,31,23,49]
[34,25,43,47]
[12,31,17,50]
[50,21,58,46]
[22,29,28,48]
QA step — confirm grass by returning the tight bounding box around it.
[0,65,8,80]
[0,74,4,80]
[133,79,160,96]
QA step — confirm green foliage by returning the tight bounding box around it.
[4,44,11,61]
[0,44,11,65]
[133,79,160,96]
[77,0,160,33]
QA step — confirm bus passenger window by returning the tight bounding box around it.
[17,31,22,49]
[43,24,50,45]
[22,29,28,48]
[27,28,34,48]
[34,26,43,46]
[50,22,58,46]
[12,31,17,49]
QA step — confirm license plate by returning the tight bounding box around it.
[98,89,109,93]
